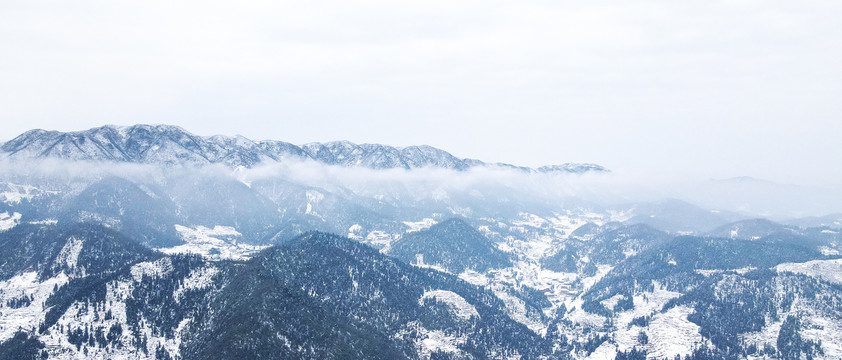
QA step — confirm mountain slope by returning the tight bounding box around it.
[0,225,553,359]
[542,223,669,274]
[0,222,156,280]
[185,232,547,359]
[705,218,801,240]
[624,199,739,233]
[387,218,513,273]
[61,177,181,247]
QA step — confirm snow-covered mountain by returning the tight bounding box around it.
[2,124,842,359]
[0,124,607,173]
[0,226,549,359]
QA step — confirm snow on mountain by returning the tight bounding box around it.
[158,225,268,260]
[0,272,70,341]
[537,164,608,174]
[418,290,480,321]
[130,257,174,282]
[0,125,303,167]
[394,321,470,359]
[492,289,547,335]
[644,305,705,359]
[300,141,469,170]
[403,218,437,233]
[172,266,219,303]
[776,258,842,285]
[0,183,54,205]
[5,125,842,359]
[54,237,84,270]
[1,124,607,173]
[0,212,21,232]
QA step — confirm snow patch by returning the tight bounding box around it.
[494,290,546,335]
[645,305,705,359]
[394,321,468,360]
[131,257,173,282]
[819,246,840,256]
[304,190,324,217]
[581,265,614,293]
[0,272,69,341]
[458,270,490,287]
[512,213,547,228]
[160,224,268,260]
[612,285,682,353]
[28,219,57,225]
[488,261,578,310]
[419,290,479,321]
[364,230,395,249]
[412,253,451,274]
[403,218,437,233]
[0,211,21,232]
[54,237,84,270]
[776,258,842,285]
[347,224,364,240]
[695,266,757,277]
[0,183,52,204]
[586,341,617,360]
[600,294,626,311]
[566,305,607,329]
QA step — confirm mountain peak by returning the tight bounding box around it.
[388,217,512,273]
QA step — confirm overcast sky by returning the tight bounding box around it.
[1,0,840,185]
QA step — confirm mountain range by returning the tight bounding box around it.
[1,124,842,359]
[0,124,607,173]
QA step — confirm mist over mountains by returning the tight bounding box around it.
[4,124,840,219]
[1,125,841,359]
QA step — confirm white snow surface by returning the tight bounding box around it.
[41,279,137,359]
[160,224,268,260]
[364,230,394,248]
[54,237,84,270]
[776,258,842,285]
[493,290,546,335]
[613,285,682,350]
[0,183,53,204]
[28,219,58,225]
[488,260,578,311]
[305,190,324,218]
[0,211,21,232]
[394,321,469,360]
[586,342,618,360]
[0,272,70,341]
[644,305,705,359]
[347,224,364,240]
[131,257,174,282]
[458,270,490,287]
[695,266,757,277]
[403,218,437,233]
[819,246,841,256]
[505,212,602,261]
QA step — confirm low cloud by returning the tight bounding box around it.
[2,157,840,219]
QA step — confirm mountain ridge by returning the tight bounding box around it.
[0,124,608,173]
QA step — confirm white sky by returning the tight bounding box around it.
[1,0,841,185]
